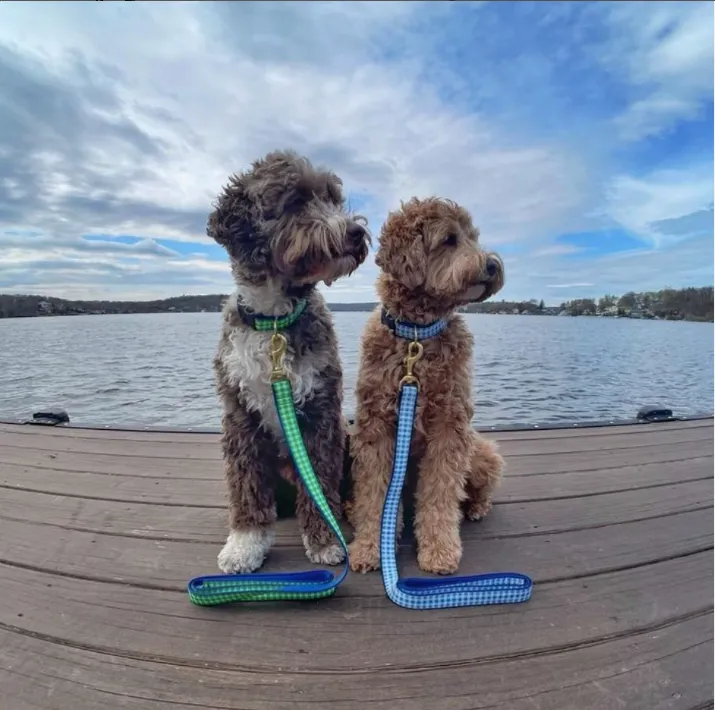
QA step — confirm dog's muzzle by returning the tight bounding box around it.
[347,222,367,247]
[343,222,370,266]
[460,255,503,303]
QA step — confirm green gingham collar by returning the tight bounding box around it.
[237,297,308,332]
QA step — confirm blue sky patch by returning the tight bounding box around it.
[555,229,649,259]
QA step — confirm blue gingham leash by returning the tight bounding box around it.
[379,308,533,609]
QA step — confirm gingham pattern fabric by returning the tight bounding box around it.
[187,376,348,606]
[380,382,533,609]
[251,298,308,332]
[387,313,450,341]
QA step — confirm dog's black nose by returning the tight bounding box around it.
[347,222,366,244]
[486,257,500,278]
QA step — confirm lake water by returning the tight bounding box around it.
[0,312,712,428]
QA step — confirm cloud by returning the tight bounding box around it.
[599,1,714,141]
[0,0,712,304]
[602,165,714,247]
[532,245,584,258]
[3,234,178,258]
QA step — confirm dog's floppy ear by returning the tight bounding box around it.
[206,208,229,247]
[375,207,426,290]
[206,175,273,272]
[206,175,253,249]
[375,242,425,290]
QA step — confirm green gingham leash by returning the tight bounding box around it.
[186,299,349,605]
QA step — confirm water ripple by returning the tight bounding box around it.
[0,312,712,428]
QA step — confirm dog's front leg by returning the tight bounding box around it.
[296,372,347,566]
[414,422,472,575]
[217,407,278,574]
[347,405,401,574]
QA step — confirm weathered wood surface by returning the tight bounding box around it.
[0,418,712,710]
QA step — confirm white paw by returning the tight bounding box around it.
[217,528,274,574]
[302,536,346,566]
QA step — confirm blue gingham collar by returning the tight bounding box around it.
[380,307,449,341]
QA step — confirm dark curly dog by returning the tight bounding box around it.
[208,149,369,573]
[348,197,504,575]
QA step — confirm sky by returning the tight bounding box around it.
[0,0,713,305]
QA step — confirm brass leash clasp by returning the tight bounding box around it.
[269,322,288,383]
[399,339,423,390]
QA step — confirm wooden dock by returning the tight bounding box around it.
[0,418,712,709]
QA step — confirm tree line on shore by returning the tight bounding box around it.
[556,286,713,322]
[0,286,712,322]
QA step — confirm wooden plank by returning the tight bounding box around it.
[2,453,711,507]
[2,434,710,482]
[1,476,710,544]
[1,419,711,458]
[1,415,710,444]
[502,428,713,456]
[505,446,713,477]
[0,612,710,709]
[486,416,712,441]
[0,506,709,591]
[0,551,710,671]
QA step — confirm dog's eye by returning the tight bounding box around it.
[443,233,458,247]
[282,190,310,213]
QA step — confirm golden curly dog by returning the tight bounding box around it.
[348,197,505,575]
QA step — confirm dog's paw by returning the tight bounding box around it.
[217,528,274,574]
[348,539,381,573]
[466,498,493,521]
[417,542,462,576]
[303,538,346,566]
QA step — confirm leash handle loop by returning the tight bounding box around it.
[187,374,348,605]
[380,363,533,609]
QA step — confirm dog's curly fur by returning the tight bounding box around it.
[347,197,505,575]
[208,149,369,573]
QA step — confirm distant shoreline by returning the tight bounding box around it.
[3,310,712,322]
[0,288,712,323]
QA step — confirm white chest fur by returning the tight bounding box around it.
[221,325,322,441]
